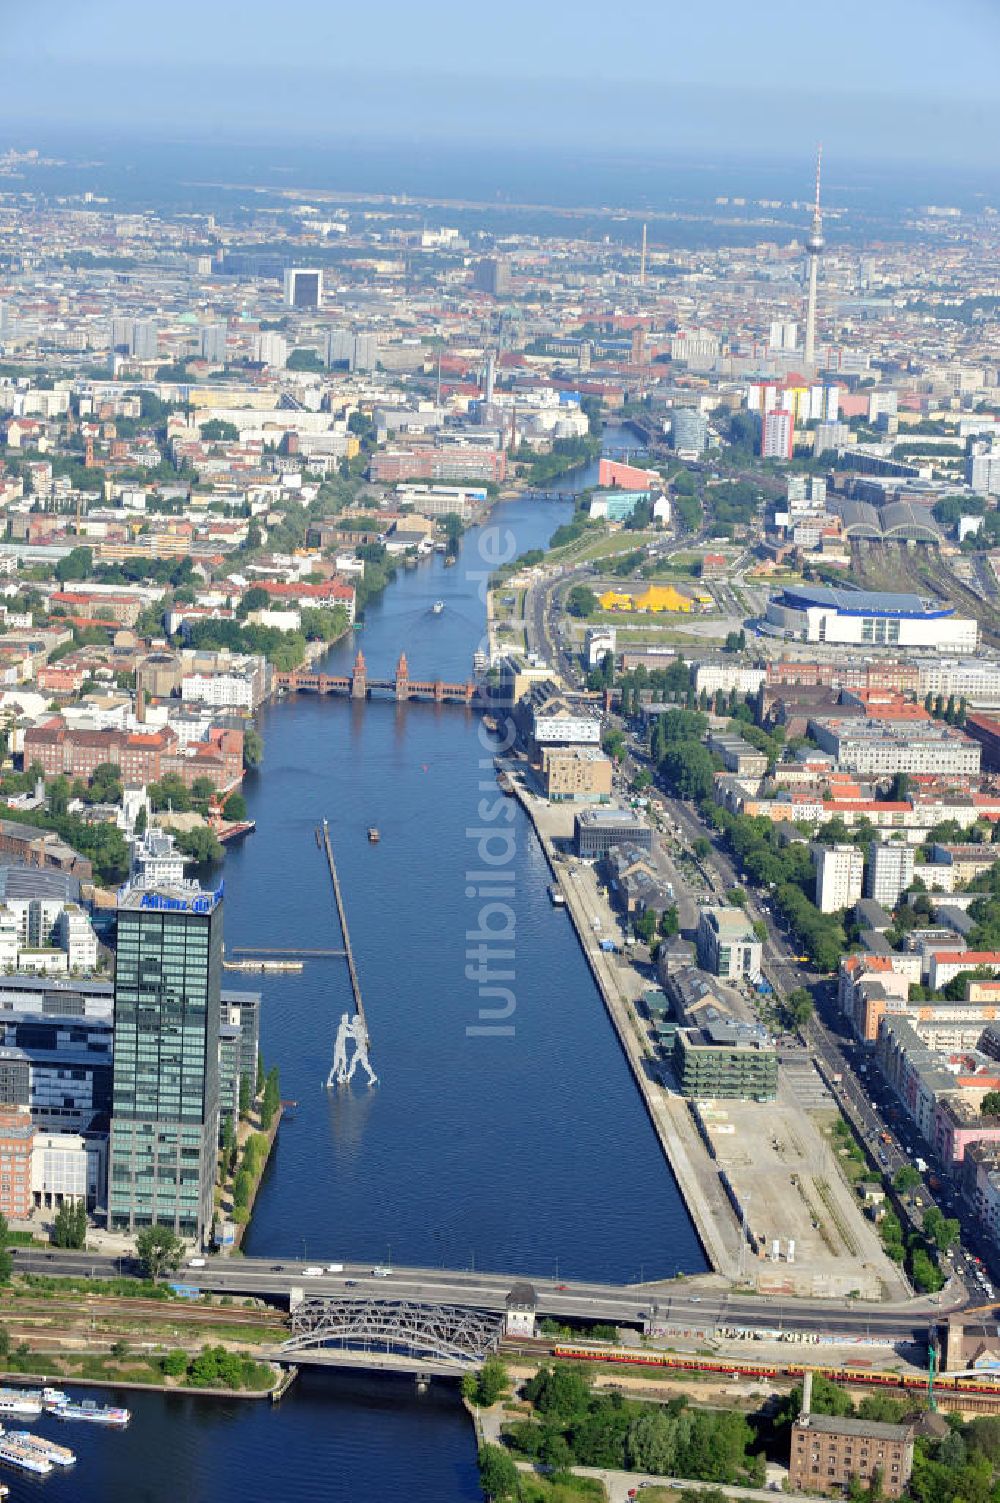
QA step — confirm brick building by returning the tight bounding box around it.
[790,1395,914,1500]
[24,718,244,794]
[0,1109,36,1219]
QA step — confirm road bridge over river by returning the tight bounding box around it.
[11,1248,961,1348]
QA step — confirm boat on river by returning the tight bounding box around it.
[0,1391,41,1419]
[367,827,381,843]
[0,1439,51,1474]
[432,600,444,614]
[6,1431,75,1467]
[53,1398,131,1427]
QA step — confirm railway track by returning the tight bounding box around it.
[2,1296,286,1328]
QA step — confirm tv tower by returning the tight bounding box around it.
[803,146,824,369]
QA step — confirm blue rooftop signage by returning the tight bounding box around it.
[135,884,223,915]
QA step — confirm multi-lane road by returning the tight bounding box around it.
[6,1246,957,1338]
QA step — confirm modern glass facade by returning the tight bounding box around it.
[108,889,222,1241]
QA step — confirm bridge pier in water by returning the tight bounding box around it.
[277,649,478,707]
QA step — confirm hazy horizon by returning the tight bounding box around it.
[5,0,998,170]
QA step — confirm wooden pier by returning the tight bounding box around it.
[319,819,369,1042]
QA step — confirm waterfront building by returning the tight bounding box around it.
[540,746,613,804]
[575,807,653,858]
[695,906,762,982]
[108,882,223,1242]
[672,1021,777,1100]
[814,844,864,914]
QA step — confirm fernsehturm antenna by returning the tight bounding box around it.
[803,145,824,369]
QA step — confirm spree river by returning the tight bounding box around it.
[20,434,706,1503]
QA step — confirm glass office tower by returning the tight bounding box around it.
[108,885,222,1243]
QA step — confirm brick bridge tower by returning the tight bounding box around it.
[350,648,368,700]
[394,651,410,702]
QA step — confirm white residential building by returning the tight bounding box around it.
[814,844,864,914]
[866,842,915,908]
[55,906,99,973]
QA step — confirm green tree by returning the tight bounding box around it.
[239,1073,252,1118]
[660,741,716,802]
[477,1443,519,1501]
[236,586,270,619]
[784,988,814,1028]
[175,826,223,865]
[260,1065,281,1131]
[244,727,264,769]
[55,546,94,584]
[200,419,240,442]
[52,1199,87,1249]
[894,1165,921,1194]
[566,584,597,618]
[133,803,148,837]
[626,1407,678,1473]
[46,775,70,817]
[135,1224,185,1280]
[162,1349,189,1378]
[659,906,680,938]
[981,1090,1000,1118]
[87,762,123,806]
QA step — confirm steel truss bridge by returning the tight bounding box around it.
[279,1297,504,1372]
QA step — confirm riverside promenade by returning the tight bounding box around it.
[505,771,743,1283]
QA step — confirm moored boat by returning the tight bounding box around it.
[53,1398,130,1427]
[548,884,566,907]
[0,1439,52,1474]
[0,1390,42,1419]
[7,1431,75,1467]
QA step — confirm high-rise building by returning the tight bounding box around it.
[107,882,223,1242]
[762,408,795,459]
[283,268,323,309]
[325,330,376,372]
[769,320,799,351]
[473,257,512,297]
[866,842,915,908]
[803,147,825,369]
[968,441,1000,497]
[814,845,864,914]
[253,332,288,369]
[130,320,159,362]
[199,323,228,363]
[671,408,709,456]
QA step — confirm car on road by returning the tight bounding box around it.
[270,1264,284,1272]
[372,1266,392,1278]
[302,1266,325,1278]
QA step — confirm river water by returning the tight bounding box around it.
[16,431,705,1503]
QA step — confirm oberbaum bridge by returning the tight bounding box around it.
[275,649,480,706]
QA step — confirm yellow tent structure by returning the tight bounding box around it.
[633,584,693,613]
[598,590,635,612]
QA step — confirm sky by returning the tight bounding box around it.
[4,0,998,168]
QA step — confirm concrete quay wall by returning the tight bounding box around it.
[507,776,742,1281]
